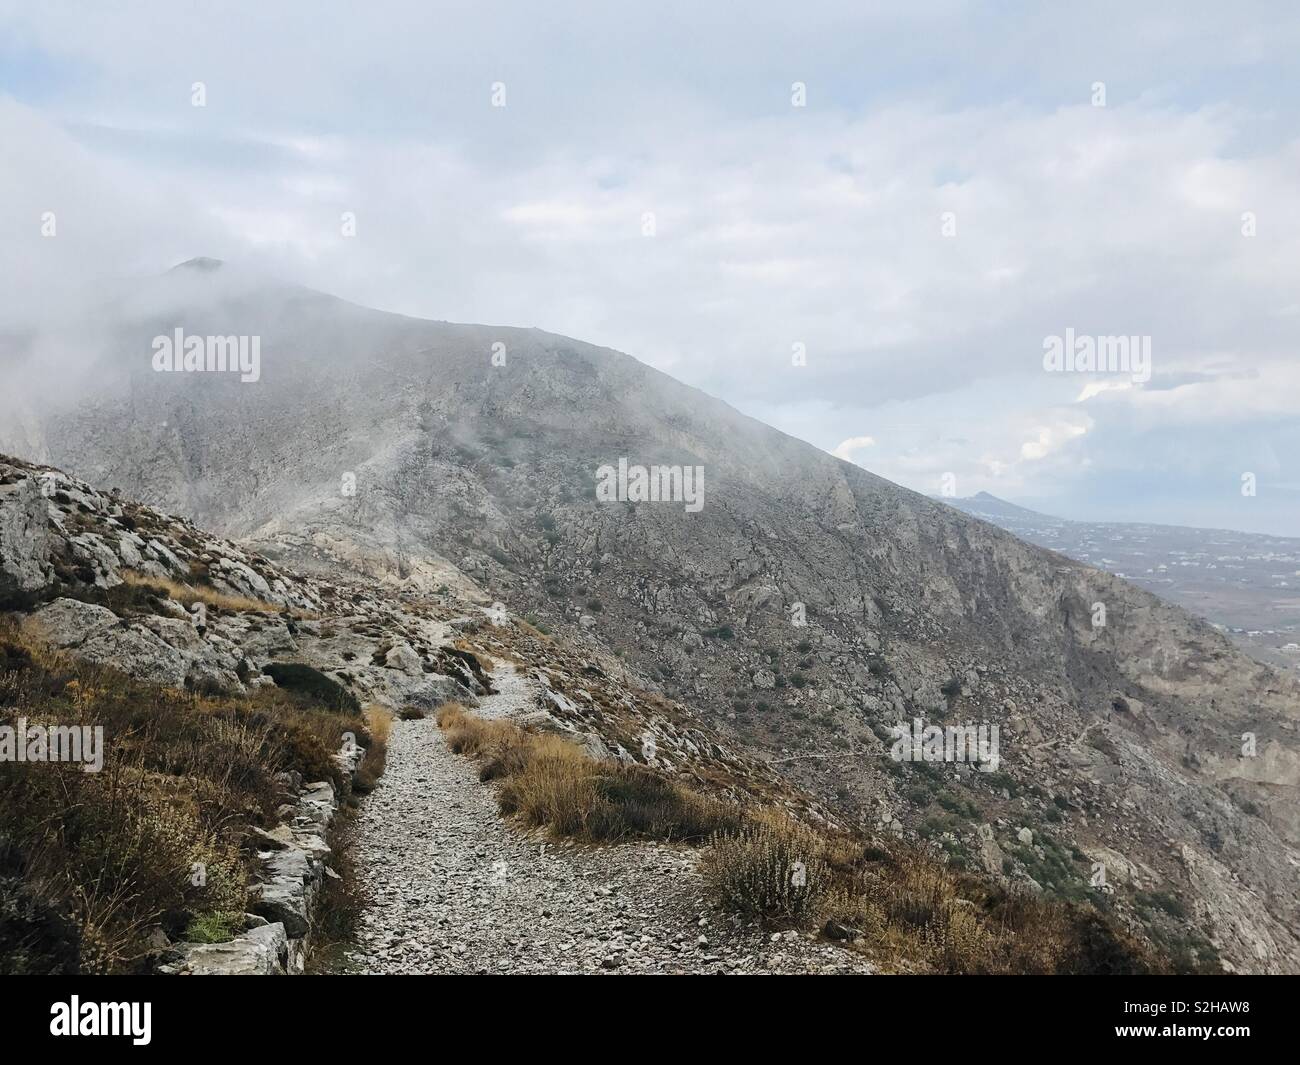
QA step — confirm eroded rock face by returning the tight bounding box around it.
[0,477,52,597]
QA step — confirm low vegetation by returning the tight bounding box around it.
[705,818,1165,974]
[701,818,829,924]
[351,706,390,794]
[438,703,1169,975]
[0,621,368,974]
[436,704,741,842]
[262,662,361,714]
[119,570,280,615]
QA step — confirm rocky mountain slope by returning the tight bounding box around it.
[3,453,875,972]
[3,262,1298,972]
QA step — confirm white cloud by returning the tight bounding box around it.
[1020,421,1090,462]
[832,436,877,461]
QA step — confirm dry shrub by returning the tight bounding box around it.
[875,861,995,972]
[700,818,830,926]
[352,706,390,794]
[437,706,738,842]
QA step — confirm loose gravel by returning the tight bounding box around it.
[344,666,873,974]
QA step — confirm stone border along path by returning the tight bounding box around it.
[158,741,366,975]
[342,663,874,975]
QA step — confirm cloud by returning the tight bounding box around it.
[1020,420,1090,462]
[0,1,1296,532]
[832,436,876,460]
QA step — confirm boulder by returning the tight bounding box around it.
[403,674,478,710]
[0,478,53,597]
[158,921,288,975]
[383,640,424,675]
[69,533,123,587]
[28,598,195,687]
[28,598,120,647]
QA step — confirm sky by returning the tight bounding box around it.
[1,0,1297,534]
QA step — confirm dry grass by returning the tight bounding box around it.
[436,703,513,756]
[436,704,741,843]
[435,705,1165,974]
[701,820,1165,974]
[120,570,279,614]
[0,621,367,973]
[352,706,390,794]
[515,618,551,641]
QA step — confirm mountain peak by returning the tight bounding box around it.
[170,256,225,273]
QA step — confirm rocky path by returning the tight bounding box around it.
[343,664,872,975]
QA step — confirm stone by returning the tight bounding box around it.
[159,921,289,975]
[822,919,861,942]
[0,478,53,596]
[383,641,424,675]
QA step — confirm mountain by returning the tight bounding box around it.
[942,493,1300,675]
[3,262,1299,972]
[943,492,1063,526]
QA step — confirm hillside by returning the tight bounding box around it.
[2,263,1298,972]
[942,493,1300,674]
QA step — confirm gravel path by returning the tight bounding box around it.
[344,665,872,974]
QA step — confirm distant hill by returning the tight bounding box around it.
[942,493,1300,675]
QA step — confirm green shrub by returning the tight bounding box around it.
[184,911,242,944]
[262,662,360,714]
